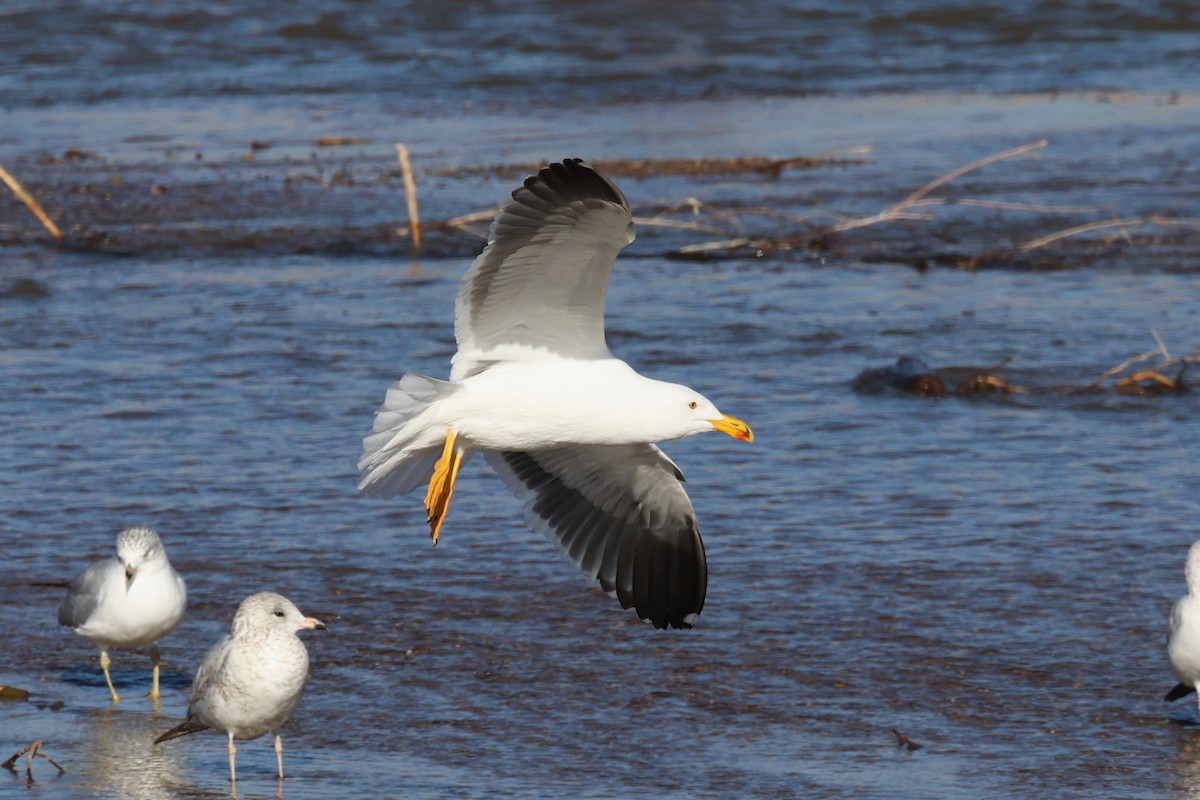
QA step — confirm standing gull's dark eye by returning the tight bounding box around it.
[688,401,698,410]
[273,610,285,618]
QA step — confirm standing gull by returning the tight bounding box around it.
[58,526,187,703]
[154,592,327,783]
[359,158,753,629]
[1166,540,1200,710]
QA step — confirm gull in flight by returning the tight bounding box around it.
[359,159,753,629]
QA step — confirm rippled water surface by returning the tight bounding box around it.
[3,248,1198,799]
[2,2,1200,799]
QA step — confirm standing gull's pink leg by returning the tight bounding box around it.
[227,732,237,784]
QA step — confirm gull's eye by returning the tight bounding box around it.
[688,401,698,410]
[273,610,285,618]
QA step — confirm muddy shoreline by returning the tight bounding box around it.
[3,137,1197,273]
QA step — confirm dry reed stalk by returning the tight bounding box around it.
[956,199,1104,213]
[395,143,421,251]
[440,209,496,229]
[1094,347,1163,385]
[674,237,754,255]
[901,139,1049,206]
[827,138,1050,235]
[1152,328,1171,360]
[1018,216,1143,252]
[1091,332,1198,392]
[1145,214,1200,228]
[631,216,729,237]
[672,139,1056,257]
[0,163,63,241]
[430,208,497,239]
[1011,214,1200,257]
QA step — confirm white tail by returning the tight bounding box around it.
[358,373,456,497]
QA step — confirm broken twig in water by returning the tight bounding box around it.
[0,163,63,242]
[3,740,65,781]
[1091,331,1194,393]
[396,143,422,251]
[892,728,922,751]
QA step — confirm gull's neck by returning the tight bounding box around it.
[128,553,170,576]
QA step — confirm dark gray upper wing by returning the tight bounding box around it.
[486,444,707,630]
[57,558,118,628]
[451,159,634,379]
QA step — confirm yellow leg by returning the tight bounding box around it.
[100,650,120,704]
[149,642,161,700]
[423,431,463,545]
[422,430,456,510]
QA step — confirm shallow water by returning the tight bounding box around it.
[2,2,1200,799]
[3,246,1199,799]
[4,0,1200,111]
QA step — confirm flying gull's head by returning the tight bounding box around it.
[646,383,753,443]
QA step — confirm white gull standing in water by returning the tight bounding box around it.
[1166,541,1200,712]
[58,526,187,703]
[358,159,753,629]
[154,592,327,784]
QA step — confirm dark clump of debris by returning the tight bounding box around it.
[854,337,1193,399]
[0,685,30,701]
[892,728,922,751]
[0,277,51,300]
[853,356,1022,397]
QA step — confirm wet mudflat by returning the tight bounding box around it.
[3,2,1200,799]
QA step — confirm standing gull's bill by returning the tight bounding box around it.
[154,592,327,784]
[58,526,188,704]
[359,158,753,629]
[1166,541,1200,712]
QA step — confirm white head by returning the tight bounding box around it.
[232,591,328,638]
[633,381,754,444]
[115,526,169,588]
[1185,541,1200,596]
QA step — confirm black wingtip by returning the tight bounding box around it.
[1166,682,1195,702]
[154,721,210,744]
[519,159,629,211]
[631,520,707,631]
